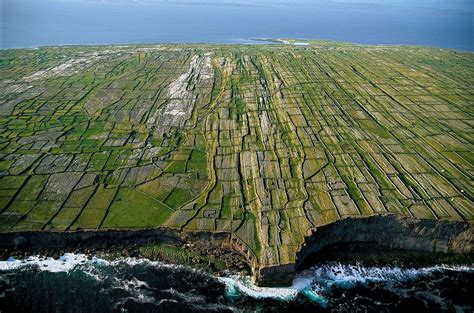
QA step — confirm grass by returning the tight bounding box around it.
[102,187,173,228]
[138,244,227,272]
[164,187,192,209]
[139,244,193,265]
[0,42,472,268]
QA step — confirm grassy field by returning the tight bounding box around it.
[0,41,473,268]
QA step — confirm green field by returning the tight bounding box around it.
[0,41,473,269]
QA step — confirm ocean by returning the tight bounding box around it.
[1,1,473,312]
[2,0,473,51]
[1,254,473,312]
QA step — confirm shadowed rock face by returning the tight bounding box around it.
[255,215,473,286]
[0,216,472,287]
[1,43,473,286]
[298,215,473,259]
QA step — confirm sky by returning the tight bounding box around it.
[5,0,474,9]
[4,0,473,14]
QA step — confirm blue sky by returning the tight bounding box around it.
[7,0,474,9]
[33,0,473,15]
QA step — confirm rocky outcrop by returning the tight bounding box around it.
[254,214,473,286]
[1,215,473,287]
[253,264,295,287]
[0,227,256,274]
[296,214,473,269]
[0,228,234,252]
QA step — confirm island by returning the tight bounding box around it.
[1,40,473,286]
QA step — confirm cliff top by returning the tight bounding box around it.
[1,42,473,272]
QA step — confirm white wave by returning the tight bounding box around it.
[0,253,194,274]
[218,262,474,305]
[0,253,163,306]
[111,276,156,304]
[218,274,329,306]
[302,263,474,292]
[0,253,90,272]
[219,275,299,301]
[2,254,472,307]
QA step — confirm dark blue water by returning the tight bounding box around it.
[2,0,473,51]
[0,254,473,312]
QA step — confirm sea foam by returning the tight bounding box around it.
[217,262,474,305]
[1,254,472,306]
[0,253,90,272]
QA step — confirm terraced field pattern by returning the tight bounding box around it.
[1,41,473,273]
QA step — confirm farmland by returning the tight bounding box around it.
[0,41,473,280]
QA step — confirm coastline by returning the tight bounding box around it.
[0,228,251,277]
[1,215,473,286]
[2,38,473,53]
[1,43,473,288]
[2,251,472,312]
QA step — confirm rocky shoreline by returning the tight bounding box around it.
[0,241,251,277]
[1,215,473,286]
[298,241,474,270]
[0,228,252,277]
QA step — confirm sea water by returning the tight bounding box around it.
[1,254,473,312]
[2,0,473,51]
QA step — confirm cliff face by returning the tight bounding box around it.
[0,229,183,250]
[1,215,473,287]
[255,214,473,286]
[298,215,473,263]
[0,228,244,258]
